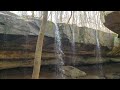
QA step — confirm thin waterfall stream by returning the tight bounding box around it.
[95,30,105,78]
[54,12,65,79]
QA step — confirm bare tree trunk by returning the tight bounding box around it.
[32,11,48,79]
[32,11,34,18]
[55,11,59,22]
[72,11,75,24]
[76,11,78,25]
[39,11,42,19]
[51,11,52,21]
[60,11,63,22]
[39,11,41,18]
[67,11,72,24]
[39,11,43,20]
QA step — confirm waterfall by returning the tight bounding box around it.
[72,28,75,65]
[95,30,104,78]
[54,12,65,79]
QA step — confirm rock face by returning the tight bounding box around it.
[0,11,116,48]
[0,11,118,70]
[103,11,120,56]
[61,66,86,79]
[57,23,116,49]
[0,12,55,36]
[103,11,120,36]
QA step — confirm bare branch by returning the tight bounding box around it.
[67,11,72,24]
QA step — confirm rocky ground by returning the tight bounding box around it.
[0,63,120,79]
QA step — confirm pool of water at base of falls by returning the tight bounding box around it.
[0,63,120,79]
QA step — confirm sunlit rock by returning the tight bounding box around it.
[61,66,86,79]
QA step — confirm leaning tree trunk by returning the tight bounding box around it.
[32,11,48,79]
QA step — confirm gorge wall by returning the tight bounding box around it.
[0,11,118,70]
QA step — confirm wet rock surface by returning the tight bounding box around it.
[0,11,117,70]
[0,12,119,79]
[0,11,116,48]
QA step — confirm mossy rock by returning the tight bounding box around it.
[108,46,120,56]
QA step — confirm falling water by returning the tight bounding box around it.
[71,25,76,65]
[95,30,104,78]
[93,11,105,78]
[54,13,65,79]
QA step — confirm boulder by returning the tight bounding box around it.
[102,11,120,56]
[61,66,86,79]
[105,73,120,79]
[78,75,100,79]
[103,11,120,36]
